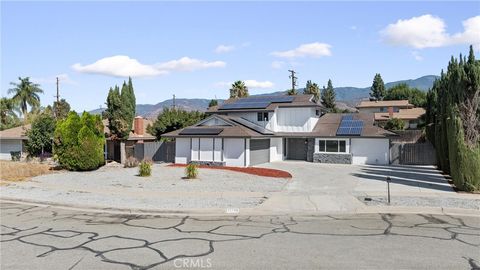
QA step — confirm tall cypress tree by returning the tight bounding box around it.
[321,79,336,110]
[105,78,136,140]
[370,73,386,100]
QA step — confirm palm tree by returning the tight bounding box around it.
[0,97,18,124]
[229,80,249,98]
[8,77,43,118]
[287,88,298,95]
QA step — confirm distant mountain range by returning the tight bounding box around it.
[90,75,438,118]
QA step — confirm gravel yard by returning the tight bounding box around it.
[0,163,290,210]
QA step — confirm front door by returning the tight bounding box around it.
[286,138,307,160]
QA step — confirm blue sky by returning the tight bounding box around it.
[1,1,479,112]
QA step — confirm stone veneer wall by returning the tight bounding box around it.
[307,138,315,162]
[313,153,352,164]
[190,161,226,166]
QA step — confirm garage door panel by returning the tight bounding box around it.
[351,138,389,165]
[250,139,270,166]
[287,138,307,160]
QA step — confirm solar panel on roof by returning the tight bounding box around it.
[342,115,353,121]
[218,95,294,110]
[179,128,223,135]
[336,118,364,136]
[230,117,274,135]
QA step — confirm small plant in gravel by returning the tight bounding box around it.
[124,157,139,168]
[138,160,152,177]
[185,163,198,179]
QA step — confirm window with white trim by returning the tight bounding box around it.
[318,139,347,153]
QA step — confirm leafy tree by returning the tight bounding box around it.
[304,80,320,101]
[384,118,405,131]
[53,99,71,120]
[25,111,56,156]
[370,73,386,100]
[8,77,44,118]
[287,88,298,95]
[0,97,20,130]
[104,79,136,140]
[229,81,249,98]
[385,83,427,107]
[425,45,480,191]
[321,79,336,110]
[149,108,205,140]
[208,99,218,108]
[54,111,104,171]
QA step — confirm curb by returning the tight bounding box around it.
[2,197,479,217]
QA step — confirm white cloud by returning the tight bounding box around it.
[271,42,332,58]
[381,15,480,49]
[72,55,225,77]
[214,80,274,89]
[214,44,235,53]
[411,51,423,61]
[350,25,357,30]
[271,61,285,69]
[31,73,76,85]
[244,80,274,88]
[155,57,226,71]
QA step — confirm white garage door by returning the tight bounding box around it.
[250,139,270,166]
[0,139,23,160]
[351,138,389,165]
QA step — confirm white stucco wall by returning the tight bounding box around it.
[269,137,283,162]
[175,138,191,164]
[276,107,318,132]
[223,138,246,167]
[199,138,214,161]
[351,138,389,165]
[0,139,24,160]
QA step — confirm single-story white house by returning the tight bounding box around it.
[0,125,29,160]
[163,95,396,167]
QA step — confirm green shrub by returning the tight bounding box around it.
[138,160,152,177]
[185,163,198,179]
[25,112,56,156]
[384,118,405,131]
[10,151,21,161]
[53,111,105,171]
[124,156,139,168]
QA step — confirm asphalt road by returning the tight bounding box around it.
[1,202,479,270]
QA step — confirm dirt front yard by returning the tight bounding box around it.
[0,160,53,183]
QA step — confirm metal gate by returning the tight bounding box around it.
[390,142,436,165]
[250,139,270,166]
[287,138,307,160]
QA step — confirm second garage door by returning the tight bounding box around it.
[351,138,389,165]
[250,139,270,166]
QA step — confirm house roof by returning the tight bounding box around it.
[356,100,414,109]
[162,115,267,138]
[0,124,30,140]
[207,94,323,113]
[103,118,156,141]
[374,107,426,121]
[162,113,395,139]
[307,113,396,138]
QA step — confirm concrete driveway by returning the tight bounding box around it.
[258,161,475,214]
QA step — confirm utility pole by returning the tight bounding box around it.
[172,94,176,110]
[288,69,297,92]
[53,77,60,119]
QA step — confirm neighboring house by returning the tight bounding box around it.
[0,125,30,160]
[356,100,425,129]
[163,95,396,166]
[104,116,156,163]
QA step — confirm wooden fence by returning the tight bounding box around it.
[134,141,175,162]
[390,141,436,165]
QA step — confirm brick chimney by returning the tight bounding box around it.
[387,106,394,118]
[134,116,144,136]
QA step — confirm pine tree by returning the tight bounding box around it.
[208,99,218,108]
[321,79,336,110]
[370,73,386,100]
[304,80,320,101]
